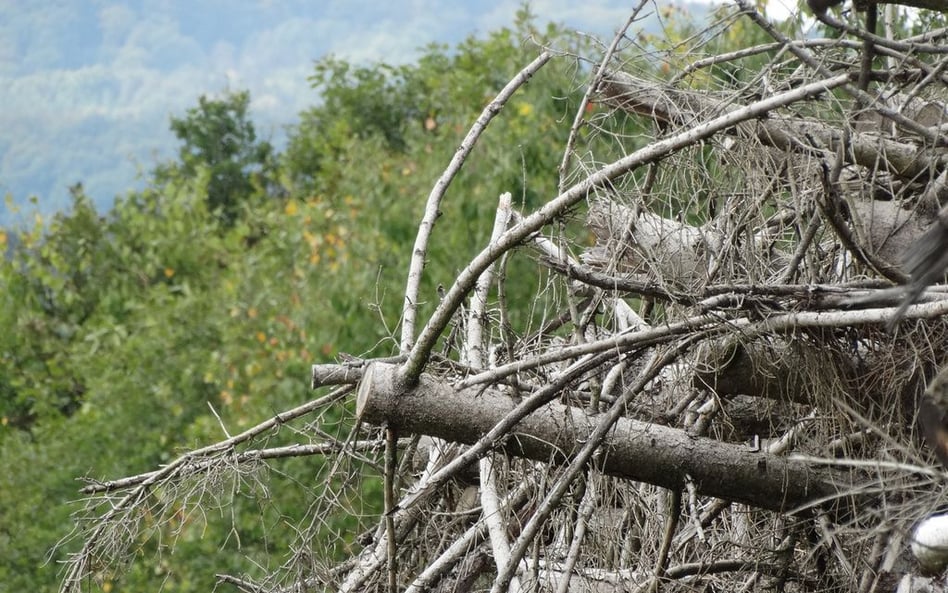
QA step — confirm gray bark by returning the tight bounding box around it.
[357,362,855,514]
[598,71,947,182]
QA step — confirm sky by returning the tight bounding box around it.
[0,0,797,227]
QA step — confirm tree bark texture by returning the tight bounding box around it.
[357,362,854,514]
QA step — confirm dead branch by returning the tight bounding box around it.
[585,199,724,288]
[60,7,948,592]
[400,52,552,352]
[598,71,948,182]
[79,438,392,494]
[357,362,855,513]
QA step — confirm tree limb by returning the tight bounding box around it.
[357,363,856,513]
[401,72,854,387]
[598,70,947,181]
[399,52,552,353]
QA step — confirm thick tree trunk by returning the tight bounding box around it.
[357,362,854,513]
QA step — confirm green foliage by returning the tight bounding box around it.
[0,96,395,589]
[159,90,277,226]
[283,14,597,337]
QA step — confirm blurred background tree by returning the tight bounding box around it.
[159,90,277,226]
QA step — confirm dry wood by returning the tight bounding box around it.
[356,362,855,513]
[599,70,948,181]
[59,4,948,592]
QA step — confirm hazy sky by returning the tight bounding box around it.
[0,0,796,226]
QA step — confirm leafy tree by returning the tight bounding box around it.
[1,70,394,591]
[161,90,276,225]
[1,185,104,431]
[0,9,646,592]
[284,12,602,339]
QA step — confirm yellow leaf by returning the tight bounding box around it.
[284,200,299,216]
[164,267,175,278]
[247,307,258,319]
[256,331,266,343]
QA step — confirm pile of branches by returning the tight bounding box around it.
[61,1,948,592]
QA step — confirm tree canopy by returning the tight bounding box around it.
[161,90,276,225]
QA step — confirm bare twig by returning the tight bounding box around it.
[646,488,682,593]
[737,0,948,146]
[61,385,352,593]
[557,4,646,190]
[79,438,392,494]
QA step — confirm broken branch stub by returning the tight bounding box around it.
[356,362,855,513]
